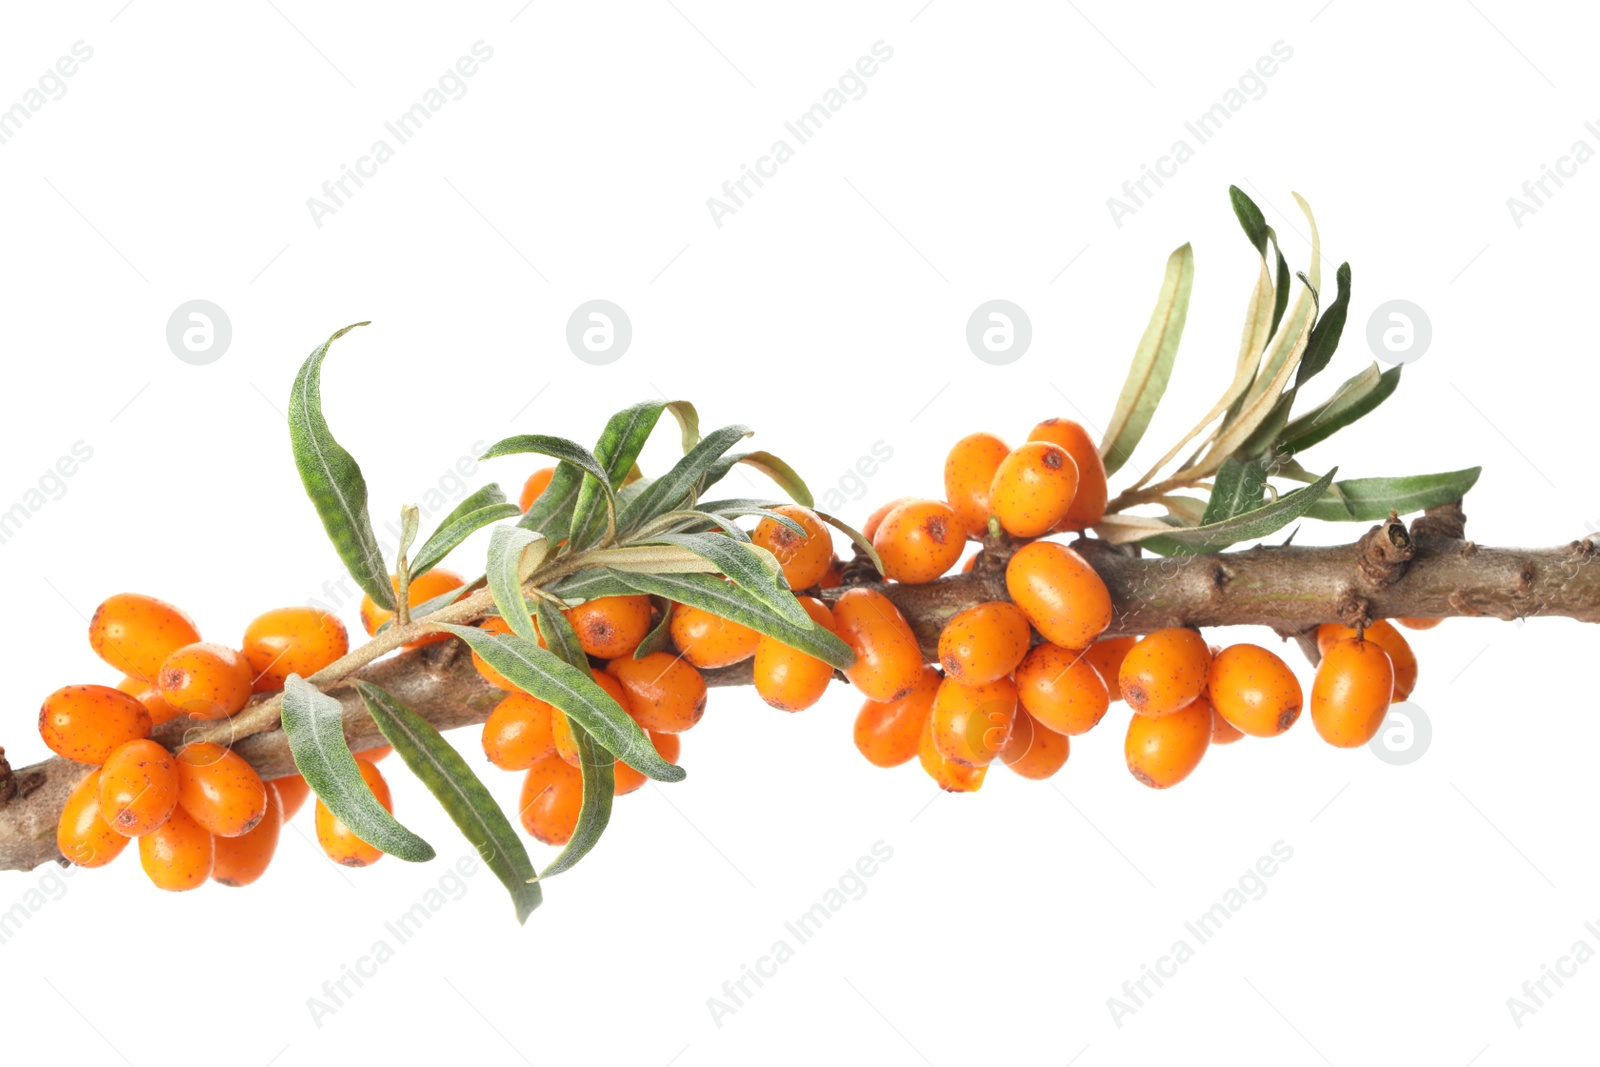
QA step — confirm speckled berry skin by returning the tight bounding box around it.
[1005,542,1112,650]
[1310,637,1395,748]
[938,601,1031,686]
[1207,644,1302,737]
[1125,696,1212,789]
[831,588,924,703]
[88,593,201,683]
[854,665,940,769]
[873,500,964,584]
[998,707,1071,780]
[754,597,837,712]
[752,505,834,591]
[990,441,1079,537]
[1014,643,1110,736]
[175,742,268,838]
[918,713,987,793]
[98,739,179,837]
[158,643,254,721]
[1026,419,1107,531]
[1317,620,1416,701]
[565,595,653,659]
[943,432,1011,539]
[930,675,1019,767]
[1119,628,1212,718]
[39,684,152,764]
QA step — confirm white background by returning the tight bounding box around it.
[1,2,1596,1064]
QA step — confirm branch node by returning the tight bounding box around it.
[1461,541,1479,558]
[1413,500,1467,541]
[1356,517,1413,585]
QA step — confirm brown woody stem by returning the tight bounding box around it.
[3,509,1596,873]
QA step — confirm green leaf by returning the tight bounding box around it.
[1295,263,1351,389]
[1228,185,1270,256]
[635,532,809,625]
[287,322,394,611]
[1278,363,1402,455]
[1141,467,1338,555]
[281,675,435,862]
[547,568,641,605]
[517,462,582,540]
[1100,243,1194,476]
[481,434,616,544]
[486,526,550,642]
[587,545,724,574]
[436,624,685,783]
[397,505,420,567]
[569,400,700,551]
[1200,456,1268,525]
[1303,468,1481,522]
[632,597,676,659]
[1267,236,1291,342]
[530,603,614,879]
[354,682,540,923]
[618,424,754,532]
[702,451,814,507]
[608,569,855,669]
[411,502,522,579]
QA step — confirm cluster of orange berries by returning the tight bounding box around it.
[41,591,399,889]
[840,421,1437,792]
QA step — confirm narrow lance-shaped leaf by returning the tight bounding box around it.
[436,623,685,783]
[1246,192,1321,404]
[1200,456,1268,526]
[610,569,855,669]
[1100,243,1194,476]
[568,400,700,550]
[281,675,435,862]
[812,509,886,576]
[481,434,616,543]
[632,596,677,659]
[1140,467,1338,556]
[1303,467,1481,522]
[354,682,541,923]
[1278,363,1402,456]
[287,322,394,610]
[701,451,814,507]
[532,602,614,879]
[1295,262,1352,389]
[412,484,520,578]
[517,462,583,540]
[618,424,754,532]
[486,526,550,642]
[634,532,810,626]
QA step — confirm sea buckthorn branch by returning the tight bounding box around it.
[5,507,1596,874]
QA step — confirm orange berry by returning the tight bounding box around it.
[519,466,555,512]
[990,441,1079,538]
[519,753,583,845]
[613,731,680,796]
[938,601,1031,686]
[88,593,201,683]
[157,643,254,721]
[1317,620,1416,701]
[819,556,843,590]
[752,505,834,591]
[669,601,759,669]
[117,678,182,726]
[360,568,466,649]
[1396,616,1443,631]
[1005,542,1112,649]
[57,769,130,868]
[873,499,964,584]
[918,713,986,792]
[1210,700,1245,745]
[98,739,179,837]
[551,707,579,766]
[38,684,151,764]
[1014,643,1110,735]
[943,432,1012,539]
[175,742,268,837]
[1080,636,1138,701]
[930,675,1018,767]
[854,665,940,768]
[270,774,311,821]
[1125,696,1212,788]
[354,745,392,763]
[1119,628,1211,717]
[212,780,284,887]
[482,691,557,771]
[862,496,915,543]
[315,757,391,866]
[1026,418,1107,531]
[754,597,837,712]
[831,588,925,703]
[566,595,653,659]
[607,652,706,733]
[1310,637,1394,748]
[241,607,350,692]
[998,707,1071,780]
[139,804,213,891]
[1207,644,1303,737]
